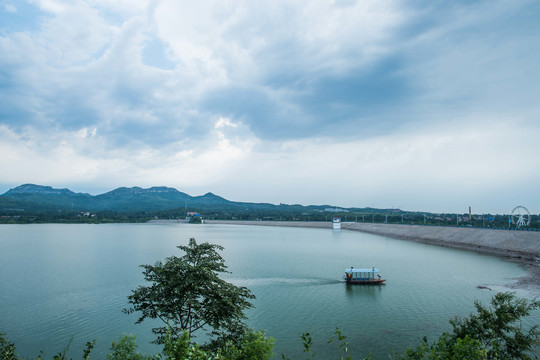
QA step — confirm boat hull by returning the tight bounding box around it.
[345,279,386,285]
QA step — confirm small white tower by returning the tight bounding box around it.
[333,217,341,230]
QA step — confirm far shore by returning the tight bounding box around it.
[203,220,540,294]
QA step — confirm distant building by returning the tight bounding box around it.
[324,208,349,213]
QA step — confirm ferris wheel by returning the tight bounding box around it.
[511,206,531,228]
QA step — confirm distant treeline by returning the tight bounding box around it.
[1,208,538,230]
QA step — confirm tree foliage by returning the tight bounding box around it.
[399,292,540,359]
[106,334,153,360]
[0,333,94,360]
[217,329,274,360]
[124,238,255,345]
[160,329,274,360]
[0,332,17,360]
[401,335,487,360]
[449,292,540,359]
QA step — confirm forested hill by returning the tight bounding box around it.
[1,184,532,228]
[0,183,356,215]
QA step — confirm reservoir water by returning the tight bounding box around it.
[0,223,537,359]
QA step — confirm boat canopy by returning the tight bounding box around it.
[345,268,379,273]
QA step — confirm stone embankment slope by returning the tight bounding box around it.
[346,223,540,260]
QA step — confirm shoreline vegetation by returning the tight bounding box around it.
[2,294,539,360]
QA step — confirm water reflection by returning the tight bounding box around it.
[345,284,385,298]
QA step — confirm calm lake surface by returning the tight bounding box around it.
[0,223,538,359]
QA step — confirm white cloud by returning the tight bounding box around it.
[1,109,539,213]
[0,125,103,184]
[4,4,16,13]
[402,1,540,118]
[215,117,239,129]
[1,0,540,214]
[211,118,540,213]
[32,0,66,14]
[0,114,259,193]
[152,0,403,88]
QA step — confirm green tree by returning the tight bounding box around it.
[216,329,275,360]
[449,292,540,359]
[106,334,153,360]
[401,335,487,360]
[399,292,540,360]
[124,238,255,346]
[0,333,17,360]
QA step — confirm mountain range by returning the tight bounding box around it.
[0,184,359,215]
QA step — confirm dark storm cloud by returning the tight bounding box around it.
[200,54,412,140]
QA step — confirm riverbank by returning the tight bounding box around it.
[205,220,540,293]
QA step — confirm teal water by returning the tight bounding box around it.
[0,223,537,359]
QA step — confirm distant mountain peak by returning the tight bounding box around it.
[146,186,180,193]
[195,192,231,204]
[102,186,181,196]
[4,184,76,196]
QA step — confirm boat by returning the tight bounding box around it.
[344,267,386,285]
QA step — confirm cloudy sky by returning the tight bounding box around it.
[1,0,539,214]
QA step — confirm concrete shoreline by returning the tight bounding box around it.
[204,220,540,293]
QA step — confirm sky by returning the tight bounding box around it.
[1,0,539,214]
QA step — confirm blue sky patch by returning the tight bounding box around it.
[142,36,176,70]
[0,1,49,34]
